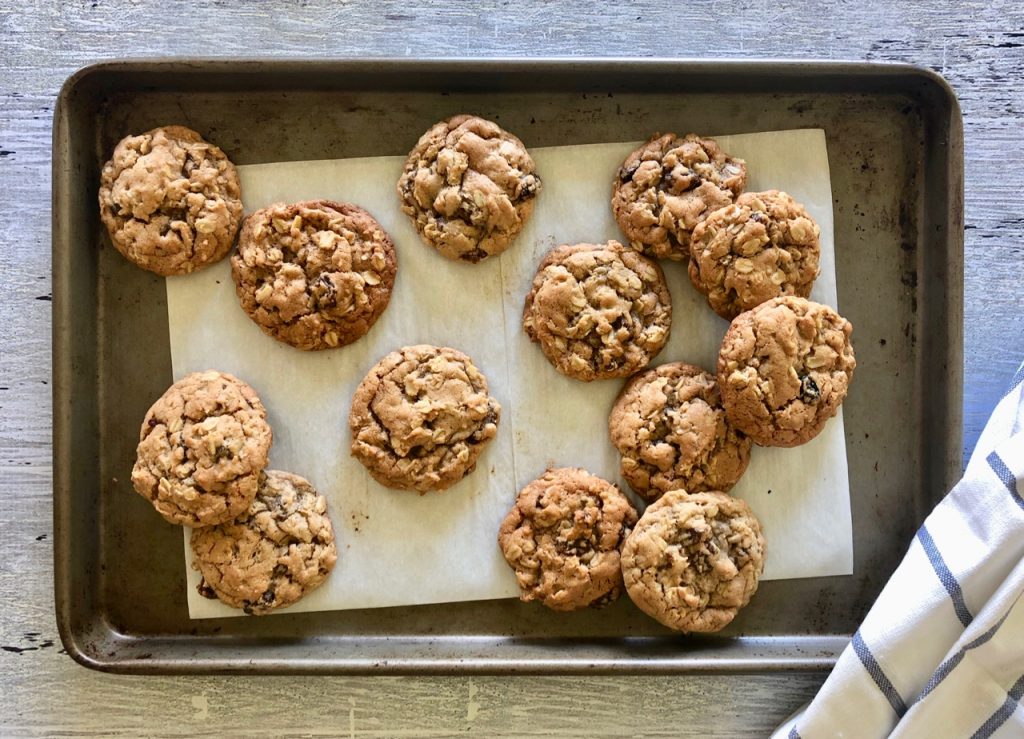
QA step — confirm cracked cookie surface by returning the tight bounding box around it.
[609,363,752,502]
[718,296,855,447]
[99,125,243,276]
[349,345,501,492]
[611,133,746,261]
[191,470,338,615]
[522,241,672,381]
[131,370,272,527]
[397,114,541,262]
[498,467,638,611]
[689,190,821,319]
[232,200,397,350]
[621,490,765,633]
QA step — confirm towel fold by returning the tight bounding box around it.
[775,364,1024,738]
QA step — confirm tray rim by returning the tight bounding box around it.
[54,54,965,91]
[53,56,964,675]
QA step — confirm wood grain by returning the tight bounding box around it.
[2,0,1023,735]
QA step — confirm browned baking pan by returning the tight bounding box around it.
[52,58,963,674]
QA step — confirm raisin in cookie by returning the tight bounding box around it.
[191,470,338,615]
[98,125,243,276]
[131,370,272,527]
[498,467,638,611]
[612,133,746,261]
[397,114,541,262]
[621,490,765,633]
[718,296,855,447]
[349,345,501,492]
[522,241,672,381]
[609,363,752,502]
[232,200,397,350]
[689,190,821,320]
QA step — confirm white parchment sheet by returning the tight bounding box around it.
[168,128,853,618]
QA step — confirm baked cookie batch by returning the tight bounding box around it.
[103,119,855,629]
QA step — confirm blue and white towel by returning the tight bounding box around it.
[775,364,1024,738]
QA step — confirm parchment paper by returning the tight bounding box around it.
[168,128,853,619]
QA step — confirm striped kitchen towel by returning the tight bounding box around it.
[775,363,1024,738]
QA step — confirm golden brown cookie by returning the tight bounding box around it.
[609,363,752,502]
[231,200,397,351]
[98,125,243,276]
[717,296,856,447]
[611,133,746,261]
[349,345,501,492]
[621,490,766,633]
[131,370,273,527]
[689,190,821,320]
[191,470,338,615]
[498,467,638,611]
[397,114,541,262]
[522,241,672,382]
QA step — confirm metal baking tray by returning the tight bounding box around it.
[53,59,963,674]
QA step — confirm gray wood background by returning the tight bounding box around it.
[2,1,1022,736]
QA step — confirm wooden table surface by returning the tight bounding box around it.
[2,2,1022,736]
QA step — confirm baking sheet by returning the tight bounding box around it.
[166,128,852,619]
